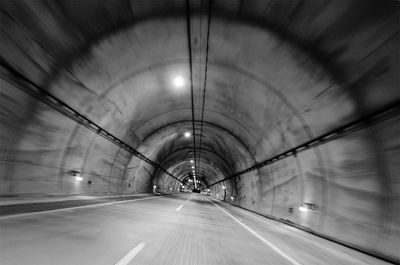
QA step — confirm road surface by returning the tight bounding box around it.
[0,193,392,265]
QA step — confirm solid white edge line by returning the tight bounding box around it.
[114,242,145,265]
[176,205,183,211]
[208,198,302,265]
[0,196,162,220]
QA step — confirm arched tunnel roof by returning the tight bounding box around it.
[0,0,399,262]
[2,0,398,187]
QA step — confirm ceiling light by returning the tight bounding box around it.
[190,160,194,163]
[184,132,191,138]
[173,76,184,87]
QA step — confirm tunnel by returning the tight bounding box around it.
[0,0,399,264]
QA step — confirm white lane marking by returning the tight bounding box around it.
[176,205,183,211]
[114,242,145,265]
[0,196,163,220]
[209,199,302,265]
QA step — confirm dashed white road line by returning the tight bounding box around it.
[114,242,145,265]
[176,205,183,211]
[208,198,302,265]
[0,196,163,220]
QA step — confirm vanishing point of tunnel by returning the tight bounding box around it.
[0,1,399,264]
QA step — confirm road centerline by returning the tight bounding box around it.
[114,242,145,265]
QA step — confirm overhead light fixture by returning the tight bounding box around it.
[173,76,184,87]
[192,166,194,169]
[75,175,83,182]
[190,160,194,163]
[222,186,226,189]
[184,132,191,138]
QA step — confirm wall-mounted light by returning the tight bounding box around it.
[75,175,83,182]
[299,206,308,213]
[70,170,83,182]
[299,203,318,213]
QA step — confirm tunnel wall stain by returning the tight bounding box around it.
[231,113,400,261]
[0,78,132,195]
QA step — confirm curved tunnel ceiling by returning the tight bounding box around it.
[47,15,355,188]
[1,0,398,191]
[2,0,398,193]
[1,1,399,261]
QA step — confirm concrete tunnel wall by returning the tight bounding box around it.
[0,0,399,262]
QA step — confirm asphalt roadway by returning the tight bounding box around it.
[0,193,392,265]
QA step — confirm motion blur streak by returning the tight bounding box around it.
[0,194,392,265]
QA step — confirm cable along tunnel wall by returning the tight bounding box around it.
[0,65,180,195]
[216,105,400,263]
